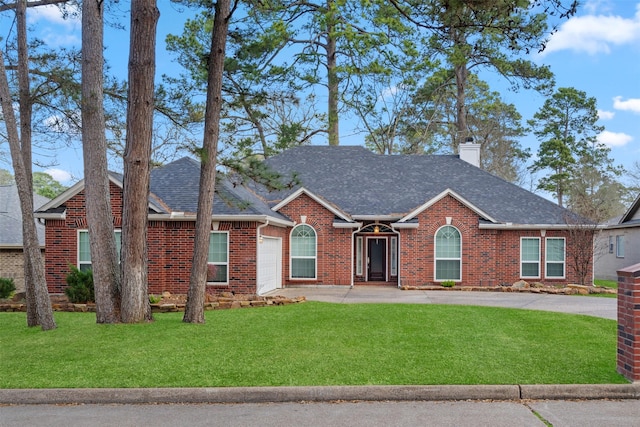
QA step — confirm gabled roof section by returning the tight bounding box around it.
[258,145,575,226]
[35,157,292,225]
[0,184,48,246]
[272,187,352,222]
[36,172,166,216]
[620,192,640,224]
[148,157,292,223]
[400,188,497,223]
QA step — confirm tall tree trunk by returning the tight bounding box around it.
[326,1,339,146]
[82,0,121,323]
[16,0,38,326]
[454,60,467,144]
[120,0,159,323]
[184,0,231,324]
[0,50,56,331]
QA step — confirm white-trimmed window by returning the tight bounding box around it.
[356,236,363,276]
[390,236,398,277]
[208,232,229,283]
[545,237,565,278]
[290,224,316,279]
[616,235,625,258]
[78,230,121,272]
[521,237,540,278]
[435,226,461,281]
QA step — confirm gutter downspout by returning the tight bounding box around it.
[256,219,270,294]
[390,225,401,289]
[351,224,363,288]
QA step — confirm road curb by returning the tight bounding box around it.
[1,384,639,405]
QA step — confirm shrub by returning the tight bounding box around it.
[65,266,94,303]
[441,280,455,288]
[0,277,16,299]
[149,294,162,304]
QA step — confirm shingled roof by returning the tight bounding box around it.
[260,145,573,225]
[35,157,291,224]
[0,184,48,247]
[35,145,575,227]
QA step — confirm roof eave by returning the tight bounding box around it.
[147,213,294,227]
[352,215,404,221]
[478,223,574,230]
[391,222,420,229]
[332,221,363,229]
[0,243,45,249]
[34,211,66,220]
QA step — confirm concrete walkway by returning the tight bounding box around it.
[268,286,617,320]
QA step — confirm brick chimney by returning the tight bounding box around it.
[459,138,481,168]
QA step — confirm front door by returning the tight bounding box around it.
[368,238,386,281]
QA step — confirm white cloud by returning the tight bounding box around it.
[541,4,640,55]
[597,109,615,120]
[597,130,633,147]
[27,4,79,27]
[584,0,615,15]
[41,31,81,48]
[44,168,72,184]
[613,96,640,114]
[27,4,81,47]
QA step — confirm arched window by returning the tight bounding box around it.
[435,225,461,281]
[290,224,316,279]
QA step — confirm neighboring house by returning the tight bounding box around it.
[594,193,640,281]
[0,184,48,293]
[35,144,588,296]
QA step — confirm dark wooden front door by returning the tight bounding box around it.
[368,238,386,281]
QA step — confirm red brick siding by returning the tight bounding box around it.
[44,188,590,294]
[278,193,352,286]
[397,195,584,286]
[617,263,640,382]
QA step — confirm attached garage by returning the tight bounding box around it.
[257,236,282,295]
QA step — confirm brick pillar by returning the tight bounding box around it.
[617,263,640,382]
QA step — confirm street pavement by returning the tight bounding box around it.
[2,399,640,427]
[1,287,635,426]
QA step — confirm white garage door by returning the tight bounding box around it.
[257,236,282,295]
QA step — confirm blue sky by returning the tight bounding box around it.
[3,0,639,189]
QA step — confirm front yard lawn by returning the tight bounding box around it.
[0,302,626,388]
[594,279,618,290]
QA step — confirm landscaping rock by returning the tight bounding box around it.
[512,280,530,289]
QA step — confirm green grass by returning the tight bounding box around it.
[594,279,618,290]
[0,302,626,388]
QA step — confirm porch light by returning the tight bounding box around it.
[374,225,380,233]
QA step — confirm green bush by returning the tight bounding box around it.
[149,295,162,304]
[64,266,94,303]
[441,280,455,288]
[0,277,16,299]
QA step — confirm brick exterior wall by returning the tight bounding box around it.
[617,262,640,382]
[43,187,589,295]
[279,193,353,286]
[0,248,44,293]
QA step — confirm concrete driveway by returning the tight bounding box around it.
[268,286,617,320]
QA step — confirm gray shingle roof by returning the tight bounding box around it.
[148,157,289,220]
[260,145,573,225]
[0,184,48,246]
[34,146,575,227]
